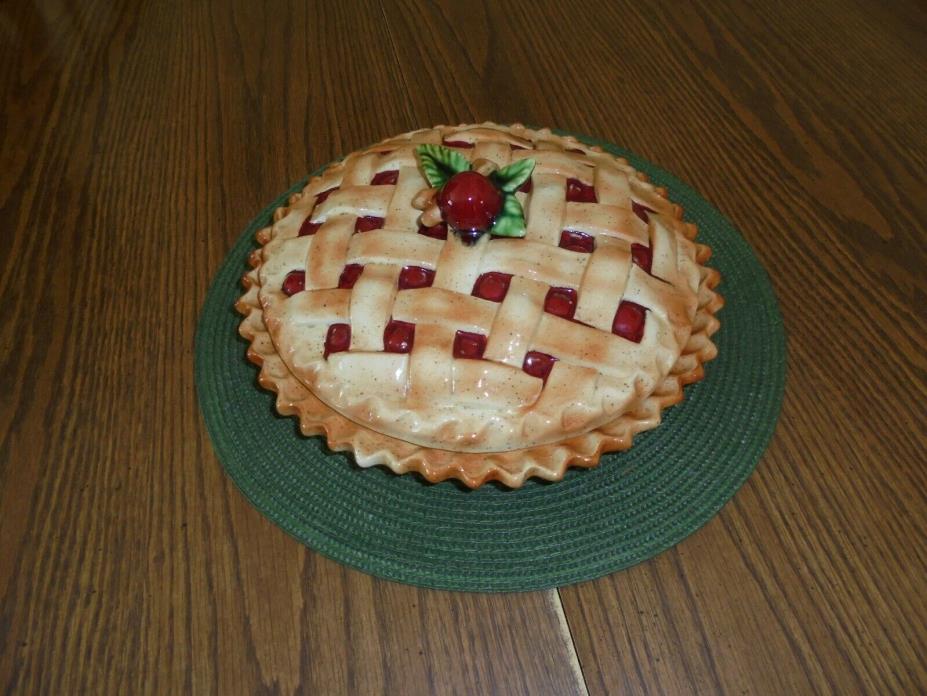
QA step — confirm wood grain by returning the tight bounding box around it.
[0,1,583,694]
[1,0,925,693]
[542,1,927,693]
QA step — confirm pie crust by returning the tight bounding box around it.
[236,123,722,487]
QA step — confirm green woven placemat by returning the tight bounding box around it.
[195,133,786,592]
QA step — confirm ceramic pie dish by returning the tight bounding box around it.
[236,123,723,488]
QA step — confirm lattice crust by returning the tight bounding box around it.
[236,243,721,488]
[242,123,718,456]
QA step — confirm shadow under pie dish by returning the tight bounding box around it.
[236,123,723,488]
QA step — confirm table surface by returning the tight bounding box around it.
[2,0,926,693]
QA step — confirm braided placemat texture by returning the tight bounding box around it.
[195,131,786,592]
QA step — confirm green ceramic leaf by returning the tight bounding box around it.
[490,157,536,193]
[490,194,527,238]
[415,144,471,188]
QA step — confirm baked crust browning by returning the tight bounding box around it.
[236,123,723,486]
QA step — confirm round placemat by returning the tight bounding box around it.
[195,132,786,592]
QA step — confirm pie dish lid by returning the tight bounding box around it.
[246,123,716,455]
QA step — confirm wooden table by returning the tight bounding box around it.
[2,1,925,693]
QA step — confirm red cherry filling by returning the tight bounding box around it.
[631,200,656,223]
[338,264,363,289]
[324,323,351,358]
[314,187,337,206]
[453,331,487,359]
[383,320,415,353]
[438,171,503,232]
[418,222,448,240]
[472,272,513,302]
[612,301,646,343]
[523,351,557,382]
[282,270,305,296]
[517,178,533,193]
[398,266,435,290]
[370,170,399,185]
[442,140,474,148]
[299,220,321,237]
[631,243,652,272]
[566,178,597,203]
[355,216,384,233]
[544,287,577,319]
[559,230,595,253]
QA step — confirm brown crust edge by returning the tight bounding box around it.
[235,237,723,489]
